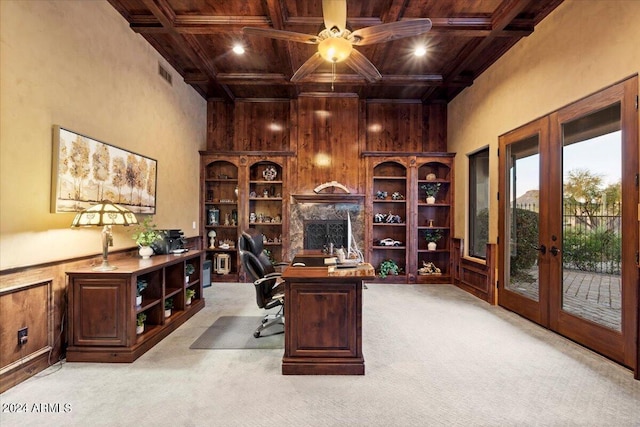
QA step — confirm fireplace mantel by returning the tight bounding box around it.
[292,193,365,204]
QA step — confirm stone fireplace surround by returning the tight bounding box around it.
[288,201,364,262]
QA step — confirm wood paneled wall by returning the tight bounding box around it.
[452,239,497,304]
[292,95,362,194]
[206,95,447,195]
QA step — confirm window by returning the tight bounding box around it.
[469,148,490,258]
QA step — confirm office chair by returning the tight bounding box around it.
[238,228,285,338]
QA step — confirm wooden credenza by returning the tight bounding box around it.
[281,262,375,375]
[66,251,204,362]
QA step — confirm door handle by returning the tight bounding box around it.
[532,244,546,255]
[550,246,560,256]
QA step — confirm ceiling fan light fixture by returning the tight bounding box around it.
[318,37,352,63]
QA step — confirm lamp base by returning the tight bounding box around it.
[93,261,117,271]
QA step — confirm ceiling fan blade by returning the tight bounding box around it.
[349,19,432,46]
[243,27,319,44]
[291,52,325,82]
[343,49,382,83]
[322,0,347,32]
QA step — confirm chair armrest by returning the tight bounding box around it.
[254,273,282,286]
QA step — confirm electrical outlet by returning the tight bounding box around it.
[17,327,28,346]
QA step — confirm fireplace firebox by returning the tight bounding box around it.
[303,220,347,250]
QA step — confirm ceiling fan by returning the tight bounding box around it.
[243,0,432,84]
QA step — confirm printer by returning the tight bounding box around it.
[152,229,186,254]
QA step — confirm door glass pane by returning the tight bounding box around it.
[505,136,540,301]
[561,104,622,331]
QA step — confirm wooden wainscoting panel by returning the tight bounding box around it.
[0,280,53,392]
[452,239,497,304]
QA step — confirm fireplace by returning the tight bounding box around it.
[288,202,364,261]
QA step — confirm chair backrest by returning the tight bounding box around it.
[238,229,278,308]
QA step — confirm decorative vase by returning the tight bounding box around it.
[136,295,142,306]
[139,246,153,259]
[426,196,436,204]
[186,297,192,306]
[427,241,437,251]
[426,173,436,181]
[185,276,190,284]
[165,309,172,317]
[136,324,144,335]
[262,165,277,181]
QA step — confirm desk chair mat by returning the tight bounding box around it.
[190,316,284,350]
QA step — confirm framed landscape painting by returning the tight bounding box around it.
[51,126,157,214]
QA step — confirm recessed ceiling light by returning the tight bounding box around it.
[414,46,426,57]
[232,45,245,55]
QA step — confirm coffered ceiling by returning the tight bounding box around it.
[107,0,564,102]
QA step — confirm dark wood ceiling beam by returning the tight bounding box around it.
[208,72,462,87]
[264,0,297,84]
[140,0,234,101]
[436,0,532,98]
[129,14,533,37]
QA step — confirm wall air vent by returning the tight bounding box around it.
[158,63,173,86]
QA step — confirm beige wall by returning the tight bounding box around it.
[447,0,640,254]
[0,1,207,270]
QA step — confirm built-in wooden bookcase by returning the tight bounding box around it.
[365,153,454,283]
[201,155,240,282]
[247,159,287,264]
[415,158,454,283]
[200,153,290,279]
[368,160,409,282]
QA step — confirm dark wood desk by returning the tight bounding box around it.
[281,262,375,375]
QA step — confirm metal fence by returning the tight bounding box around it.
[515,201,622,275]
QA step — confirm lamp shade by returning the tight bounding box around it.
[318,37,352,63]
[71,201,138,227]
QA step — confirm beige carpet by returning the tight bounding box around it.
[1,282,639,426]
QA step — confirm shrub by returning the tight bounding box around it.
[510,208,539,276]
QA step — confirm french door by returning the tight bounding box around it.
[498,78,638,369]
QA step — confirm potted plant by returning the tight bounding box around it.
[424,229,443,250]
[420,182,441,204]
[164,298,173,317]
[132,216,163,259]
[185,263,195,283]
[185,289,196,306]
[378,259,401,278]
[136,312,147,335]
[136,279,147,306]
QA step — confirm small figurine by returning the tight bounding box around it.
[392,192,404,200]
[418,261,441,275]
[375,190,388,200]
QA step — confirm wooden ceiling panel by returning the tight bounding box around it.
[167,0,267,16]
[106,0,564,102]
[403,0,503,18]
